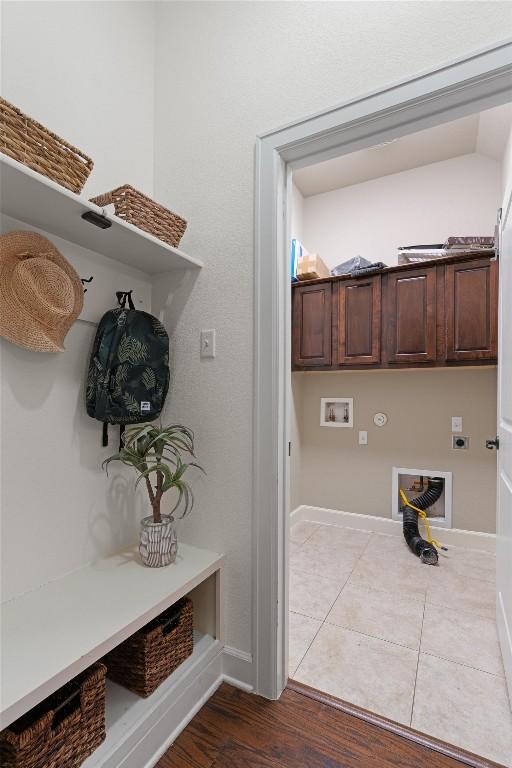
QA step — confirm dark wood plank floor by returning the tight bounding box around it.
[157,682,503,768]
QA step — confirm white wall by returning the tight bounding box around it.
[0,0,156,198]
[0,0,509,652]
[0,2,156,602]
[301,153,501,269]
[290,183,305,243]
[153,1,511,655]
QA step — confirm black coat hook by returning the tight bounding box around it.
[81,276,93,293]
[116,290,135,310]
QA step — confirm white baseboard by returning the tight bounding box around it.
[291,504,496,553]
[222,645,254,692]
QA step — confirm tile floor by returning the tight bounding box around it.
[289,519,512,767]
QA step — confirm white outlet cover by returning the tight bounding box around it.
[374,412,387,427]
[359,430,368,445]
[452,416,463,433]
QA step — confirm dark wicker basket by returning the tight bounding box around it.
[0,97,93,193]
[104,597,193,698]
[90,185,187,248]
[0,663,106,768]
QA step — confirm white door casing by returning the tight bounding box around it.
[497,164,512,700]
[254,40,512,699]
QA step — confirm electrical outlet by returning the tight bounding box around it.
[359,430,368,445]
[452,416,463,433]
[200,329,216,358]
[452,435,469,450]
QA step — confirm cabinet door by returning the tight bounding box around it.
[445,258,497,361]
[335,276,381,365]
[385,267,437,363]
[292,283,332,367]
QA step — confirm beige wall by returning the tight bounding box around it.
[290,374,304,513]
[292,367,497,534]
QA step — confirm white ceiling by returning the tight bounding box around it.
[293,103,512,198]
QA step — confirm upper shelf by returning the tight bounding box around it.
[0,543,223,729]
[0,154,203,274]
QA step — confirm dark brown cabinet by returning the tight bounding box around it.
[384,266,437,364]
[445,258,498,361]
[292,253,497,371]
[334,276,381,365]
[292,282,332,367]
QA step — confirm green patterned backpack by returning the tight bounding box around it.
[86,292,169,446]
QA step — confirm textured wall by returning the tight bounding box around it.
[0,2,155,601]
[302,154,501,269]
[293,368,498,534]
[1,1,156,198]
[154,1,510,653]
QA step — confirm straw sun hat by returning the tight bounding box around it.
[0,231,83,352]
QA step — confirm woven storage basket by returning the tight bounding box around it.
[0,663,106,768]
[104,597,193,698]
[0,97,93,194]
[90,186,187,248]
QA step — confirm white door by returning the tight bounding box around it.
[497,162,512,700]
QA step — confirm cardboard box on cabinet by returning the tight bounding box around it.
[296,254,330,281]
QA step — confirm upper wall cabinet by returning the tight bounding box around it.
[334,276,381,365]
[384,266,437,364]
[292,281,332,367]
[445,258,498,361]
[292,253,497,371]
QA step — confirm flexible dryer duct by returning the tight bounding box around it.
[401,477,444,565]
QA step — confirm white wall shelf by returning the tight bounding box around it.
[0,544,224,729]
[0,154,203,274]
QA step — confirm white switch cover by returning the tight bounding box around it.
[452,416,463,433]
[200,329,216,358]
[359,430,368,445]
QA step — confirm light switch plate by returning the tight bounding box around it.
[200,329,216,358]
[359,430,368,445]
[452,416,463,433]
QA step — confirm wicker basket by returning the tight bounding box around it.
[0,663,106,768]
[0,97,93,193]
[104,597,193,698]
[90,185,187,248]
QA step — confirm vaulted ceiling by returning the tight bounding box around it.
[293,103,512,197]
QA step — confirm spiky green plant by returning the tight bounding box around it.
[103,423,203,524]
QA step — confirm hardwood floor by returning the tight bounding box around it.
[157,682,504,768]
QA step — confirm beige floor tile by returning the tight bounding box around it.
[348,554,430,601]
[289,567,346,621]
[288,611,322,678]
[326,583,425,650]
[294,624,418,725]
[420,604,504,676]
[290,538,361,581]
[437,546,496,584]
[412,654,512,767]
[426,568,495,618]
[290,520,320,545]
[307,525,371,554]
[364,533,415,564]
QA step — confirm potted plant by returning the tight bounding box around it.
[103,423,203,567]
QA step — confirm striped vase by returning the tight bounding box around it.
[139,514,178,567]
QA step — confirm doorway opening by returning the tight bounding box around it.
[286,101,511,764]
